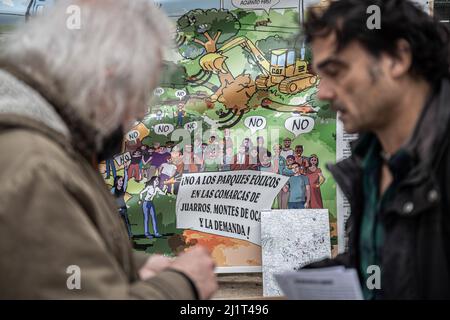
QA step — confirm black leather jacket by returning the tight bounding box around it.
[308,79,450,299]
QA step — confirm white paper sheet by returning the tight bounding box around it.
[275,268,363,300]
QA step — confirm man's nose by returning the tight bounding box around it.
[317,79,336,102]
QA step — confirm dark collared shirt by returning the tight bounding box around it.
[359,136,414,300]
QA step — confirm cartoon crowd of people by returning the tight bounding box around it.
[106,132,326,239]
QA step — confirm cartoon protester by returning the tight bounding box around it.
[282,155,296,176]
[256,136,268,165]
[240,137,253,154]
[111,165,132,239]
[127,148,142,181]
[139,176,167,239]
[231,146,250,170]
[125,137,142,153]
[279,154,296,210]
[142,146,155,179]
[150,142,171,169]
[294,145,309,168]
[182,144,199,173]
[176,103,186,128]
[204,147,221,172]
[259,152,273,172]
[287,163,311,209]
[222,146,234,171]
[249,148,259,169]
[223,128,233,150]
[306,154,325,209]
[271,144,287,174]
[280,137,294,159]
[155,109,164,121]
[272,144,288,209]
[105,158,117,180]
[171,148,184,176]
[159,155,178,193]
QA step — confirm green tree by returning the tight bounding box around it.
[158,61,188,89]
[176,9,241,102]
[177,9,240,58]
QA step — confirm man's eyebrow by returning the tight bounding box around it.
[315,57,347,71]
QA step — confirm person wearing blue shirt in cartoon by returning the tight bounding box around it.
[287,162,310,209]
[176,103,186,128]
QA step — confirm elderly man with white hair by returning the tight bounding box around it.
[0,0,217,299]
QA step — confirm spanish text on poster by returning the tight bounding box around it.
[176,170,289,245]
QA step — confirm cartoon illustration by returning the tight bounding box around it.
[254,18,272,30]
[294,144,309,168]
[139,176,167,239]
[176,103,186,127]
[159,155,177,194]
[2,0,428,271]
[111,166,132,239]
[306,154,325,209]
[155,109,164,121]
[142,145,155,179]
[105,158,117,180]
[97,2,338,268]
[287,162,310,209]
[280,137,294,159]
[127,149,142,182]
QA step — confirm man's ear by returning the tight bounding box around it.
[389,39,412,78]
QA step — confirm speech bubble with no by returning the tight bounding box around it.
[153,87,165,97]
[284,116,315,137]
[154,123,175,137]
[126,130,140,141]
[184,121,198,133]
[244,116,267,135]
[175,89,187,100]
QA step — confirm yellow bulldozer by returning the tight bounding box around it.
[199,36,317,95]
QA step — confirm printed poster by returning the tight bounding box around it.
[0,0,434,272]
[101,0,339,272]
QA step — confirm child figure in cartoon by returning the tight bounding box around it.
[155,109,164,121]
[111,164,132,239]
[176,103,186,128]
[139,176,167,239]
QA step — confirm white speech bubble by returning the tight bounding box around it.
[284,116,315,137]
[184,121,198,133]
[154,123,175,137]
[244,116,267,135]
[153,87,165,97]
[175,89,187,100]
[232,0,280,14]
[126,130,140,141]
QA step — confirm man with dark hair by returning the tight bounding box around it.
[294,145,309,168]
[280,137,294,159]
[287,162,311,209]
[304,0,450,299]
